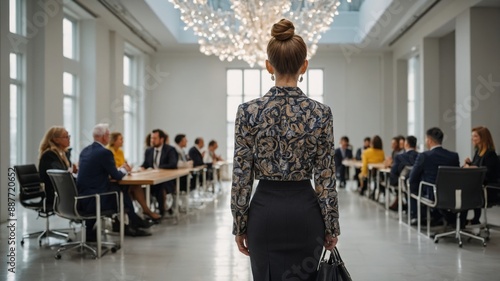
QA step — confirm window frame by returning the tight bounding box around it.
[122,47,141,165]
[9,0,25,35]
[63,15,79,60]
[62,12,81,155]
[9,52,25,166]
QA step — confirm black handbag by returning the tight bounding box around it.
[316,247,352,281]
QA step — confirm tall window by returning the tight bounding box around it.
[63,17,77,59]
[9,0,26,166]
[408,55,423,150]
[63,72,77,142]
[63,15,80,155]
[10,53,23,166]
[123,53,138,165]
[9,0,23,35]
[226,69,324,159]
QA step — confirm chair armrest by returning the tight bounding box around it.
[418,181,437,207]
[74,191,119,217]
[98,191,119,211]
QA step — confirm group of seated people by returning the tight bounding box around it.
[334,126,500,228]
[37,123,223,241]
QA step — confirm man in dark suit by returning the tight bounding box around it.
[390,136,419,186]
[188,137,205,167]
[141,129,178,216]
[409,127,460,224]
[188,137,205,190]
[77,124,151,240]
[388,136,419,210]
[334,136,353,188]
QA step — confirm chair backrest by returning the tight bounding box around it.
[46,169,78,219]
[13,164,44,201]
[401,166,412,179]
[435,166,487,211]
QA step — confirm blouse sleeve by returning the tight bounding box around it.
[313,107,340,237]
[231,104,255,235]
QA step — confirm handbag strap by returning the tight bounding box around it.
[331,247,344,264]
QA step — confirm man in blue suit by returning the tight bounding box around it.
[334,136,353,188]
[141,129,178,216]
[390,136,419,186]
[409,127,460,224]
[388,136,419,210]
[78,124,151,240]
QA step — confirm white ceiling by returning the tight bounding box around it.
[96,0,500,53]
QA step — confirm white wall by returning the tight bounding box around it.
[439,31,456,150]
[148,51,394,158]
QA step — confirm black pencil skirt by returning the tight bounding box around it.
[247,180,325,281]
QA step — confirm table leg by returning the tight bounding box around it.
[145,184,150,209]
[175,177,180,223]
[120,192,124,248]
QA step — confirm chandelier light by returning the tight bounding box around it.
[168,0,342,68]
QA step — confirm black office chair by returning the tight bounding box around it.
[14,164,69,246]
[415,166,487,247]
[47,169,119,259]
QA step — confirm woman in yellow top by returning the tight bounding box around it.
[108,132,161,221]
[359,135,385,194]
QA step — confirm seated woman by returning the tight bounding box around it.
[107,132,161,221]
[38,126,76,209]
[359,135,385,195]
[463,126,500,225]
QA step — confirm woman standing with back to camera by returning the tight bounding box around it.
[231,19,340,280]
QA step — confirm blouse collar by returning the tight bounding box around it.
[265,86,306,97]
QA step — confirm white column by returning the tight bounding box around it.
[455,8,500,158]
[109,31,125,133]
[26,0,64,164]
[79,20,113,147]
[420,38,440,140]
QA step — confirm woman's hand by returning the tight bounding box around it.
[324,234,338,251]
[235,234,249,256]
[463,157,472,167]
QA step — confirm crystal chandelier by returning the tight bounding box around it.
[168,0,342,68]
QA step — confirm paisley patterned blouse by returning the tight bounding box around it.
[231,86,340,237]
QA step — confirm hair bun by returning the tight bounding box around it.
[271,19,295,41]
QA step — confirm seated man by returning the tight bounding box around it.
[141,129,178,216]
[409,127,459,225]
[334,136,353,188]
[77,124,151,239]
[188,137,205,189]
[173,134,193,192]
[388,136,419,210]
[204,140,224,181]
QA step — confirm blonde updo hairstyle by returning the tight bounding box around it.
[267,19,307,76]
[39,126,70,167]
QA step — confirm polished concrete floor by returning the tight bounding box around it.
[1,181,500,281]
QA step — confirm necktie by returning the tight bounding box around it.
[154,149,159,168]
